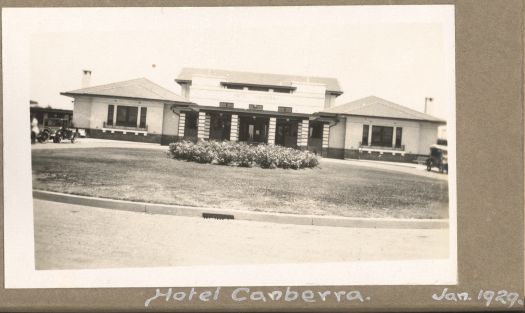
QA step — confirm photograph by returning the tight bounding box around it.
[3,4,456,288]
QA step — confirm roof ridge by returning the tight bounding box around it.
[178,67,342,91]
[181,67,339,80]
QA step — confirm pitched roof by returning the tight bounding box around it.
[323,96,445,123]
[175,67,343,94]
[61,78,190,103]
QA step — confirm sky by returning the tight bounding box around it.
[23,6,455,119]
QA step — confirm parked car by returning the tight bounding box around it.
[40,118,78,143]
[426,144,448,173]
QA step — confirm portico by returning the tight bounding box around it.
[171,105,332,154]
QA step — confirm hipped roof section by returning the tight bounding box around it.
[322,96,445,123]
[61,78,191,104]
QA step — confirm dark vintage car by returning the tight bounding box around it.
[426,144,448,173]
[44,118,78,143]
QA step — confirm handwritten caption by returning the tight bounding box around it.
[145,287,370,307]
[432,288,525,308]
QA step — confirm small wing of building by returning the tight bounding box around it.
[61,77,194,144]
[29,100,73,130]
[319,96,446,161]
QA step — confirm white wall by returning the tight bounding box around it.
[418,122,440,154]
[185,74,328,114]
[328,117,346,149]
[72,96,92,128]
[79,96,165,135]
[162,104,180,136]
[343,116,434,154]
[324,94,337,109]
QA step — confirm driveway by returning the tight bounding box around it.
[34,199,449,270]
[31,137,166,150]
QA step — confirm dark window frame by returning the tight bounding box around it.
[139,107,147,129]
[107,105,114,126]
[219,102,234,108]
[395,127,403,148]
[278,106,293,113]
[371,125,394,147]
[249,104,264,111]
[115,105,139,128]
[362,125,369,145]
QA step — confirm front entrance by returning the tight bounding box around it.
[238,116,269,144]
[308,121,324,155]
[275,118,298,148]
[209,113,231,141]
[183,111,198,141]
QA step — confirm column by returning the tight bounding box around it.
[178,112,186,139]
[230,114,239,141]
[322,124,330,157]
[204,114,211,139]
[297,123,303,146]
[299,119,309,149]
[197,112,206,140]
[268,117,276,145]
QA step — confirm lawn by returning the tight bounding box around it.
[31,148,449,219]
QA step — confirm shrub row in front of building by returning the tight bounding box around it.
[168,140,319,169]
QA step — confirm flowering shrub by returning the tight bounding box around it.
[168,140,319,169]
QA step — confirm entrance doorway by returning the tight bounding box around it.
[209,113,231,141]
[275,118,298,148]
[308,121,324,155]
[183,111,198,141]
[238,116,269,144]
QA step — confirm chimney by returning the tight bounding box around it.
[81,70,92,88]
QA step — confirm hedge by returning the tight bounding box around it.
[168,140,319,169]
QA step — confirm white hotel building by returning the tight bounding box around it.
[63,68,445,162]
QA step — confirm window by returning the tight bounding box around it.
[140,107,147,128]
[395,127,402,148]
[362,125,369,145]
[371,125,394,147]
[219,102,234,108]
[107,105,114,126]
[278,106,293,113]
[116,105,138,127]
[247,86,270,92]
[249,104,264,111]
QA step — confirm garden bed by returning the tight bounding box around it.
[168,140,319,169]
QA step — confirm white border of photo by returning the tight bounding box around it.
[2,5,457,288]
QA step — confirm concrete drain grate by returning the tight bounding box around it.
[202,212,235,220]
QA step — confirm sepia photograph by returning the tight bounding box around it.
[3,5,456,288]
